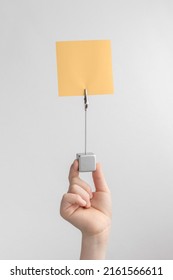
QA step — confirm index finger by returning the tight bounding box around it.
[68,159,79,183]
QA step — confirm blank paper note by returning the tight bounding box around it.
[56,40,114,96]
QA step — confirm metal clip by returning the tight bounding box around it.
[84,89,89,111]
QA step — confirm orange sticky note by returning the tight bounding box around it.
[56,40,114,96]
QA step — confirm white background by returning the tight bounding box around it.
[0,0,173,259]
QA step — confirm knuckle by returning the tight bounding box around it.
[74,194,82,203]
[69,183,78,193]
[85,191,90,199]
[85,185,91,193]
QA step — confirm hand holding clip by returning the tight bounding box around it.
[60,159,112,259]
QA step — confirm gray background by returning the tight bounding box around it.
[0,0,173,259]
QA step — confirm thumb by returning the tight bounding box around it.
[92,163,110,193]
[68,159,79,182]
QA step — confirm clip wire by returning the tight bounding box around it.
[84,89,88,154]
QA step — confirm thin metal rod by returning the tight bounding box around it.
[85,109,87,154]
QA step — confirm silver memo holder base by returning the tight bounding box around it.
[77,153,96,172]
[76,89,96,172]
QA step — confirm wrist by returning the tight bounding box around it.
[80,228,111,260]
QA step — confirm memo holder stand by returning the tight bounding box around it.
[56,40,114,173]
[76,89,96,172]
